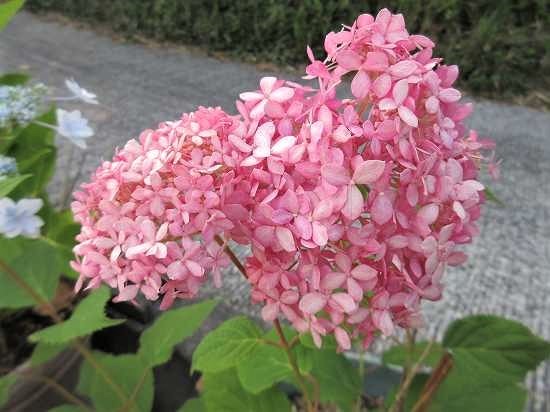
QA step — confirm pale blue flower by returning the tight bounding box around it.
[0,84,47,127]
[0,197,44,238]
[0,155,17,178]
[65,78,99,105]
[56,109,94,149]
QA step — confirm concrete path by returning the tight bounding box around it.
[2,12,550,411]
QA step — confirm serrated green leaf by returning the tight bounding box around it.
[0,237,63,309]
[237,343,292,394]
[139,299,217,367]
[202,369,291,412]
[443,315,550,380]
[177,398,205,412]
[0,72,30,86]
[192,316,263,373]
[30,287,123,343]
[0,0,24,31]
[426,350,528,412]
[0,174,31,197]
[310,349,362,412]
[0,374,16,405]
[30,342,67,366]
[77,353,153,412]
[383,341,445,369]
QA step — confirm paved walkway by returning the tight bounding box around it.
[2,12,550,411]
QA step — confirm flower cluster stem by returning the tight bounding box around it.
[0,257,131,409]
[274,319,317,412]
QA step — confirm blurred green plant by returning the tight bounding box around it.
[25,0,550,102]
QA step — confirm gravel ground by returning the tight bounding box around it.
[2,12,549,411]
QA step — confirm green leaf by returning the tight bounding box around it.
[192,316,263,373]
[443,315,550,380]
[177,398,205,412]
[426,350,528,412]
[30,287,123,343]
[30,342,67,366]
[237,342,292,394]
[0,237,64,309]
[0,72,30,86]
[0,374,16,405]
[310,349,362,412]
[9,109,57,196]
[44,208,80,279]
[202,369,291,412]
[77,353,153,412]
[0,174,31,197]
[383,341,445,369]
[138,299,217,367]
[0,0,24,31]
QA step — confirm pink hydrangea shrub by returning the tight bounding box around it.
[72,9,498,351]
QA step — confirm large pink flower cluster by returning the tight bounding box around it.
[72,9,497,350]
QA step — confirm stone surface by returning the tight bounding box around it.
[2,12,549,411]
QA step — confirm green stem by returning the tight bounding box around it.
[0,257,131,407]
[274,319,317,412]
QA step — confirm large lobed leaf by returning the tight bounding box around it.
[30,287,123,343]
[138,299,217,367]
[201,369,291,412]
[0,237,64,309]
[192,316,263,373]
[77,353,153,412]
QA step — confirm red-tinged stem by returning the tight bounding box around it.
[411,352,454,412]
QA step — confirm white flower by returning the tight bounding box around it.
[65,79,98,105]
[0,197,44,238]
[56,109,94,149]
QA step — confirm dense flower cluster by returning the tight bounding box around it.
[0,84,47,128]
[72,9,497,350]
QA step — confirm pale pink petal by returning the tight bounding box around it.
[351,70,371,99]
[113,284,140,302]
[260,76,277,94]
[321,164,350,186]
[351,264,378,281]
[239,91,264,101]
[335,50,362,70]
[276,227,296,252]
[343,184,364,220]
[439,88,461,103]
[299,292,327,314]
[240,156,262,167]
[331,292,357,313]
[186,260,204,277]
[125,243,152,259]
[371,193,393,225]
[373,310,394,336]
[271,135,297,155]
[228,134,252,152]
[312,199,333,220]
[269,87,295,103]
[373,73,392,97]
[312,222,328,246]
[321,272,346,290]
[425,96,440,114]
[389,60,417,78]
[295,215,312,240]
[261,302,280,321]
[398,105,418,127]
[334,327,351,350]
[363,51,389,71]
[353,160,386,184]
[417,203,439,225]
[250,99,267,119]
[254,121,275,149]
[392,79,409,106]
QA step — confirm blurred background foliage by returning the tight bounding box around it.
[26,0,549,104]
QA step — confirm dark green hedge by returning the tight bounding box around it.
[27,0,549,100]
